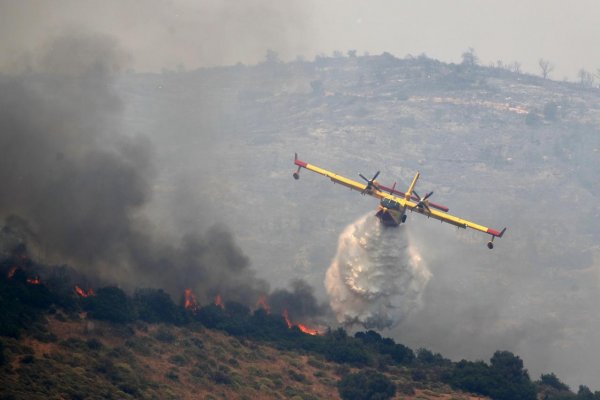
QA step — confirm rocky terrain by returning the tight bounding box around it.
[113,54,599,387]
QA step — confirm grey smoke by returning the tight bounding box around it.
[267,279,326,321]
[0,31,276,306]
[0,30,327,318]
[325,213,431,329]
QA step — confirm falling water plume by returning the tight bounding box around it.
[325,213,431,329]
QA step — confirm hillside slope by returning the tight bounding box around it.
[117,55,600,387]
[1,314,485,400]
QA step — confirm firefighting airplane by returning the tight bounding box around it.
[292,154,506,249]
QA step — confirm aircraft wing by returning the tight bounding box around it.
[293,153,506,247]
[403,197,506,238]
[294,156,387,200]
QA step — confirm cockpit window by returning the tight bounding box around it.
[381,198,400,210]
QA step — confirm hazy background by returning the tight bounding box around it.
[1,0,599,392]
[2,0,600,80]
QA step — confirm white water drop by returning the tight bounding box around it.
[325,213,431,329]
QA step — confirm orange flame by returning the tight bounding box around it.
[184,288,199,311]
[214,294,224,309]
[256,295,271,313]
[26,276,41,285]
[297,323,319,336]
[7,266,18,278]
[75,285,95,297]
[283,309,320,335]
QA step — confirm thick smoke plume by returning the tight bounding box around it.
[267,279,326,321]
[0,31,324,313]
[325,213,431,329]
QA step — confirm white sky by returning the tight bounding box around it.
[1,0,600,79]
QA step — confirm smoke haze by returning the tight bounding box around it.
[0,31,271,308]
[2,1,600,79]
[2,0,600,391]
[0,29,327,322]
[268,279,327,322]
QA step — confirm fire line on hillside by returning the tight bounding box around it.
[184,288,321,335]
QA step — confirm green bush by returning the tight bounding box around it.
[84,287,136,323]
[196,304,228,329]
[539,373,570,391]
[322,333,369,366]
[576,385,600,400]
[411,369,426,382]
[447,351,536,400]
[355,330,415,365]
[134,288,181,324]
[338,369,396,400]
[416,348,445,364]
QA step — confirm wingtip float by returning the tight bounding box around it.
[293,153,506,249]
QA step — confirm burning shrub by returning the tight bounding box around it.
[0,267,55,338]
[247,309,295,342]
[83,286,136,323]
[1,267,54,309]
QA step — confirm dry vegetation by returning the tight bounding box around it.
[0,313,486,400]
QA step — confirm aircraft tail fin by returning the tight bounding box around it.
[405,172,420,199]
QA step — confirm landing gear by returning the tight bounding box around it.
[487,235,496,249]
[293,166,301,180]
[401,214,407,223]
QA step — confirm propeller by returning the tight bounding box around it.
[413,190,434,213]
[359,171,380,194]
